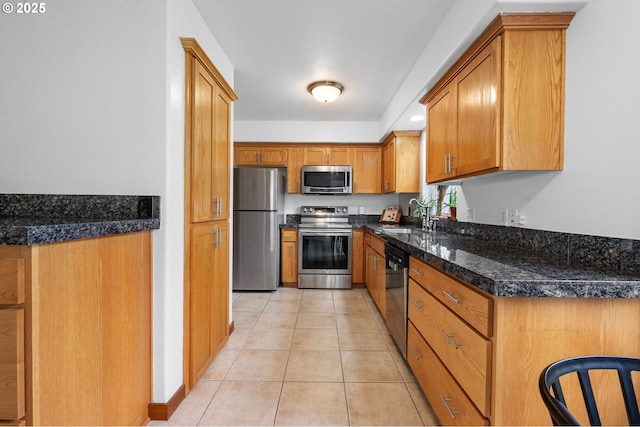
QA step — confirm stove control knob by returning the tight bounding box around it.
[302,207,307,213]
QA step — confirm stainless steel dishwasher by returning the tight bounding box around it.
[384,243,409,359]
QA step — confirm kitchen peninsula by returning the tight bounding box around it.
[0,194,159,426]
[365,221,639,425]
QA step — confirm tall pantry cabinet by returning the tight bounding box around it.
[182,38,238,391]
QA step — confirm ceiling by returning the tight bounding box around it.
[192,0,455,131]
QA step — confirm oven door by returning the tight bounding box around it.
[297,228,352,289]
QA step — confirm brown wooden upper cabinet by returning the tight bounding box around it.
[421,13,574,184]
[382,131,421,193]
[352,146,382,194]
[235,145,287,166]
[303,146,351,165]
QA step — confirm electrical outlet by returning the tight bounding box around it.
[138,197,153,218]
[508,208,519,226]
[466,208,475,221]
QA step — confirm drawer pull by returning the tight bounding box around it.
[410,299,423,309]
[439,395,459,419]
[409,345,422,360]
[442,331,461,349]
[442,290,461,305]
[410,268,424,277]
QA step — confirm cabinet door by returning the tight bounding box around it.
[287,147,304,193]
[0,309,24,422]
[281,229,298,284]
[234,146,261,165]
[365,247,376,301]
[260,147,287,166]
[328,147,351,165]
[190,222,229,385]
[190,59,217,222]
[394,134,420,193]
[190,59,231,222]
[456,38,500,177]
[382,140,395,193]
[351,230,364,283]
[212,88,231,220]
[352,147,381,194]
[303,147,327,165]
[426,81,457,183]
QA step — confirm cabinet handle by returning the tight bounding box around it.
[442,290,461,305]
[410,268,424,277]
[218,198,222,216]
[410,298,423,309]
[439,395,459,420]
[444,155,449,173]
[442,331,461,349]
[409,345,422,360]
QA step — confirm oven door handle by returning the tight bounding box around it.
[298,229,352,236]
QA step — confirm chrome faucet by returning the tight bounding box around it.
[423,211,439,231]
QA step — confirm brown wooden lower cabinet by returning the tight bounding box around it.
[0,232,152,426]
[280,228,297,285]
[408,255,640,426]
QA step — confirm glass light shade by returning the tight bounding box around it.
[308,81,343,103]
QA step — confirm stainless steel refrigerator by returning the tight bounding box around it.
[232,167,285,291]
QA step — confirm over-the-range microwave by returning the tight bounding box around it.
[301,165,352,195]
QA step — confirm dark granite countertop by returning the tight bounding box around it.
[364,224,640,299]
[0,194,160,245]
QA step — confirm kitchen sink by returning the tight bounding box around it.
[380,227,415,235]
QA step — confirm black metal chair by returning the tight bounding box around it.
[539,356,640,426]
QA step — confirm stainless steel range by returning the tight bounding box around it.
[298,206,352,289]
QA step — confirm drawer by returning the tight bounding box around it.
[368,233,385,256]
[409,279,491,415]
[281,229,297,242]
[407,322,488,426]
[0,259,25,305]
[0,309,25,421]
[409,257,492,336]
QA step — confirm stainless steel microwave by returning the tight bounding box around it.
[301,165,352,195]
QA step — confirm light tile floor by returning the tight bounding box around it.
[150,287,439,426]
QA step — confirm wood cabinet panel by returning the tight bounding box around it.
[352,147,381,193]
[0,309,24,422]
[421,13,573,183]
[235,146,287,166]
[19,233,152,426]
[183,38,236,395]
[303,146,351,165]
[455,39,500,177]
[351,229,364,283]
[426,83,457,182]
[0,259,25,305]
[189,222,229,385]
[365,232,386,318]
[409,257,492,337]
[409,280,491,415]
[281,229,297,284]
[382,131,420,193]
[408,322,488,426]
[190,59,231,222]
[287,147,304,194]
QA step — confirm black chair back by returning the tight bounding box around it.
[539,356,640,426]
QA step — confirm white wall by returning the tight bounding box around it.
[0,0,165,193]
[0,0,235,404]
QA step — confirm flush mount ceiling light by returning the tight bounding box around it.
[307,81,344,103]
